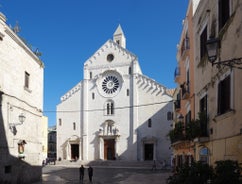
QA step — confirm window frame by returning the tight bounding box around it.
[24,71,30,89]
[105,100,114,115]
[200,26,207,60]
[218,0,230,31]
[73,122,76,130]
[58,118,62,126]
[148,118,152,128]
[217,74,231,115]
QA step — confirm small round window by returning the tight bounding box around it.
[107,54,114,62]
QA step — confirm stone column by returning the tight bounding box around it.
[99,137,104,160]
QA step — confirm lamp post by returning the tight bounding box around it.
[206,37,242,69]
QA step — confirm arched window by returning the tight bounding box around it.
[92,93,95,99]
[167,111,173,120]
[199,147,209,164]
[127,89,129,96]
[128,67,132,75]
[73,122,76,130]
[105,100,114,115]
[148,119,152,128]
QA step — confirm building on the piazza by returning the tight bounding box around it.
[41,116,48,162]
[48,125,57,159]
[170,0,197,169]
[0,12,44,183]
[192,0,242,166]
[56,25,174,163]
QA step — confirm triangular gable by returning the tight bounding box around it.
[84,39,138,70]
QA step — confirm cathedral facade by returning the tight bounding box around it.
[56,25,173,162]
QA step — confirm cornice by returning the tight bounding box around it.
[4,26,44,68]
[60,81,82,102]
[135,74,166,96]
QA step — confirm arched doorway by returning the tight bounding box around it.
[66,135,81,160]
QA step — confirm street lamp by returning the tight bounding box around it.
[206,37,242,69]
[9,113,26,135]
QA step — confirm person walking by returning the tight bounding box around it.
[151,160,157,171]
[88,166,93,183]
[79,165,85,183]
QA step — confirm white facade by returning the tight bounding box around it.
[57,25,173,163]
[0,12,44,183]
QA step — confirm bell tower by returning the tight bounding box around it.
[113,24,126,48]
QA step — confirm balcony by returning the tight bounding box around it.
[174,67,181,82]
[168,122,186,144]
[181,82,190,99]
[168,112,209,144]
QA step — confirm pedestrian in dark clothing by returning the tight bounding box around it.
[88,166,93,183]
[151,160,157,171]
[79,165,85,183]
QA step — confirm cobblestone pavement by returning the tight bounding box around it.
[34,165,171,184]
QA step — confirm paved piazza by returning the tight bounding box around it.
[34,165,171,184]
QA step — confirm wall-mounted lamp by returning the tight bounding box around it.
[9,113,26,135]
[206,37,242,69]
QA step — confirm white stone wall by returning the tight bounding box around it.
[0,12,44,183]
[57,82,82,160]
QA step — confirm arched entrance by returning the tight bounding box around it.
[98,120,120,160]
[63,135,81,160]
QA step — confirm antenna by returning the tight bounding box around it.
[13,21,21,34]
[34,48,42,57]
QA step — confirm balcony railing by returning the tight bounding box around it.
[181,37,190,56]
[168,112,208,144]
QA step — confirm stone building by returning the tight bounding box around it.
[57,25,173,163]
[0,12,44,183]
[48,125,56,159]
[193,0,242,165]
[171,0,197,169]
[41,116,48,162]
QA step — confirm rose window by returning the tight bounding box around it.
[102,76,119,94]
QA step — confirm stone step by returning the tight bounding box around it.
[55,160,168,169]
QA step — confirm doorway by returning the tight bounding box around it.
[71,144,79,160]
[104,139,115,160]
[144,144,153,160]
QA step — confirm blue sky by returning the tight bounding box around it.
[1,0,188,127]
